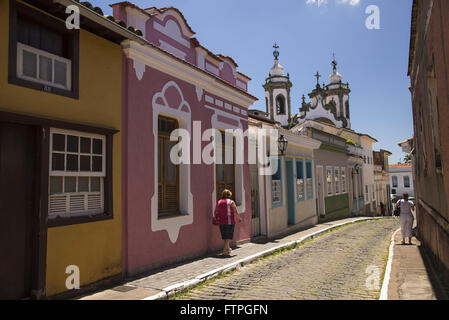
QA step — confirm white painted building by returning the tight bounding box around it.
[389,164,414,197]
[359,134,378,213]
[247,111,322,238]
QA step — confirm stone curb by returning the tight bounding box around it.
[142,216,386,300]
[379,228,400,300]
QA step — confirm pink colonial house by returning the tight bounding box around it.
[111,2,258,276]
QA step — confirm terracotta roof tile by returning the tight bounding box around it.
[389,164,412,169]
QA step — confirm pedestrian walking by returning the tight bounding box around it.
[394,193,415,245]
[214,189,242,257]
[380,202,386,216]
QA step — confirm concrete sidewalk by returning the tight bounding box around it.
[384,226,448,300]
[77,216,384,300]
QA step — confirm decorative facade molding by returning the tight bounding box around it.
[121,40,257,108]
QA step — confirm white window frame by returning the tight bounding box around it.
[48,128,106,218]
[334,167,340,195]
[392,175,398,188]
[17,42,72,91]
[296,159,305,201]
[326,166,333,195]
[341,167,346,193]
[49,128,106,177]
[404,176,411,188]
[271,158,283,206]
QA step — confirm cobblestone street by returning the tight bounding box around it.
[175,218,400,300]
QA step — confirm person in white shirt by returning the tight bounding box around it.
[395,193,415,245]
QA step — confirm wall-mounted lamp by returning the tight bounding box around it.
[267,134,289,157]
[278,135,288,155]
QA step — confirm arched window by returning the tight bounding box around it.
[276,95,286,115]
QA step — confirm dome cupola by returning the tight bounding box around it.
[269,43,285,76]
[328,54,342,84]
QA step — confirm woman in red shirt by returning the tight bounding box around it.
[214,189,242,256]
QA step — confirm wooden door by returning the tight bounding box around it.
[0,122,36,299]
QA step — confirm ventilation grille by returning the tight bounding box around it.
[49,195,66,216]
[88,194,103,212]
[49,193,103,216]
[70,195,85,213]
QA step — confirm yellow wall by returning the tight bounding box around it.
[0,0,123,296]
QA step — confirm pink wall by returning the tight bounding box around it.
[122,58,252,276]
[146,15,196,66]
[111,3,249,92]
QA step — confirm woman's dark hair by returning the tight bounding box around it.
[403,193,409,200]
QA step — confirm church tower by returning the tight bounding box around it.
[263,44,293,127]
[296,54,352,129]
[324,55,351,129]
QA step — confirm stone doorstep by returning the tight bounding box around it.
[139,216,385,300]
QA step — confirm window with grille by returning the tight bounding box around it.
[9,0,78,97]
[327,167,333,195]
[341,167,346,193]
[334,168,340,194]
[158,116,180,217]
[17,42,71,90]
[271,158,282,206]
[392,176,398,188]
[404,176,410,188]
[49,129,105,218]
[296,160,305,201]
[216,130,236,202]
[306,160,313,199]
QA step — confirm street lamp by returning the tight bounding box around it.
[278,135,288,155]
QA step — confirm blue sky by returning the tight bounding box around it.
[90,0,414,164]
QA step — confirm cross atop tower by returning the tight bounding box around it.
[332,53,338,71]
[273,43,280,60]
[314,71,322,86]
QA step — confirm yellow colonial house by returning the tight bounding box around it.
[0,0,143,298]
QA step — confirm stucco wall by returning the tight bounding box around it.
[313,148,350,220]
[122,59,252,276]
[267,142,317,237]
[0,0,123,296]
[409,0,449,284]
[390,169,414,197]
[320,194,350,222]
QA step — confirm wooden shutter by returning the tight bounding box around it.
[216,131,235,201]
[158,117,180,216]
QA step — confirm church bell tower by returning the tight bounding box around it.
[263,44,293,127]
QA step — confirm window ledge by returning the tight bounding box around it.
[48,212,112,228]
[158,212,189,220]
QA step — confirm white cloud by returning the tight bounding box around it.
[306,0,360,7]
[337,0,361,6]
[306,0,329,7]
